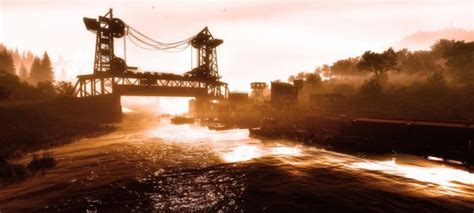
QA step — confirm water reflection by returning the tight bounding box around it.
[1,113,472,211]
[348,159,474,196]
[122,106,133,113]
[222,145,262,162]
[147,119,302,164]
[146,118,473,200]
[222,145,303,163]
[270,146,301,156]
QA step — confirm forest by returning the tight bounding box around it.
[288,39,474,121]
[0,45,109,164]
[0,45,72,101]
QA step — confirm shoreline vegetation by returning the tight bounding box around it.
[0,98,116,160]
[283,40,474,121]
[239,39,474,167]
[0,46,120,184]
[0,98,116,184]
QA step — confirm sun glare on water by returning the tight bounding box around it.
[157,97,190,115]
[222,145,302,163]
[122,106,133,113]
[271,146,301,156]
[222,145,262,163]
[121,96,190,115]
[349,159,474,195]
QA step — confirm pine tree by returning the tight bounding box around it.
[29,57,42,84]
[0,50,16,74]
[19,64,29,81]
[24,51,35,68]
[12,48,21,72]
[40,51,54,82]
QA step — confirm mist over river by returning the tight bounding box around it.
[0,112,473,212]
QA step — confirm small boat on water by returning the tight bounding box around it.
[249,127,280,138]
[249,117,281,138]
[171,116,194,125]
[208,123,231,131]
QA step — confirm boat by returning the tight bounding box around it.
[171,116,194,125]
[208,123,231,131]
[248,117,281,138]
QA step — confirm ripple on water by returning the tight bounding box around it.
[1,114,473,212]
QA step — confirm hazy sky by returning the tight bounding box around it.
[0,0,472,91]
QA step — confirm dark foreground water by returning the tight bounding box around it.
[0,112,473,212]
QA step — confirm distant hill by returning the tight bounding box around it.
[395,28,474,50]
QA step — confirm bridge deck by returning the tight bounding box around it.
[114,85,207,97]
[72,72,228,99]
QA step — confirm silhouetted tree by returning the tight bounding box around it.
[36,81,57,97]
[288,71,322,88]
[330,57,359,76]
[305,73,322,86]
[284,40,474,120]
[40,51,54,82]
[0,70,22,100]
[11,48,21,71]
[442,40,474,85]
[315,64,331,77]
[427,71,446,87]
[29,52,54,84]
[0,71,13,101]
[357,48,398,80]
[396,49,439,75]
[22,50,35,69]
[55,81,73,96]
[0,50,16,74]
[431,39,456,58]
[359,77,383,96]
[0,86,10,101]
[288,75,294,82]
[0,69,65,101]
[29,57,42,84]
[18,64,28,81]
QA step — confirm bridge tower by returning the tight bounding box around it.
[187,27,223,80]
[251,82,267,103]
[72,10,228,101]
[83,9,127,74]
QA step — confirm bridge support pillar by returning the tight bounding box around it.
[71,94,122,122]
[189,97,217,119]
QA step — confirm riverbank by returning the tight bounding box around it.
[1,113,472,212]
[0,97,117,183]
[249,115,474,167]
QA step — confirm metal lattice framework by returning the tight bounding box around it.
[84,9,127,74]
[93,11,114,73]
[72,73,228,99]
[186,27,222,80]
[73,9,228,100]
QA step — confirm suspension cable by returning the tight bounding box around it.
[124,23,196,52]
[127,31,192,52]
[127,33,191,53]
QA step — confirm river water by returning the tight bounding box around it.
[0,112,473,212]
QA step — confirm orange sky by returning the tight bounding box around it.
[0,0,473,91]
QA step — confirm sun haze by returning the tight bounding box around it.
[0,0,472,90]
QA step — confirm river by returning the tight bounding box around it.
[0,112,473,212]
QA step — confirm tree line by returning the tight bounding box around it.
[288,39,473,92]
[287,39,474,120]
[0,48,54,84]
[0,46,72,101]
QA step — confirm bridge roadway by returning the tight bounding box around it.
[72,72,229,99]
